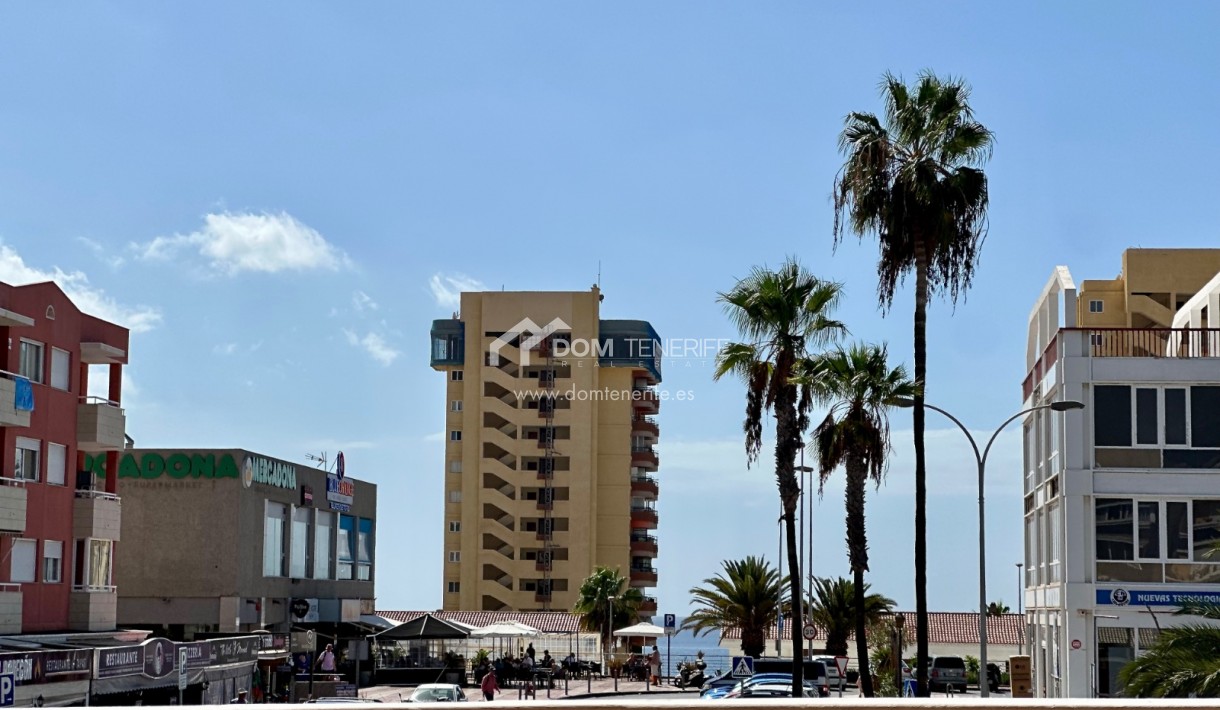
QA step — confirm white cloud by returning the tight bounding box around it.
[423,431,445,443]
[0,243,161,332]
[343,328,400,366]
[352,290,378,313]
[77,237,126,269]
[213,342,239,356]
[429,272,486,309]
[136,211,350,275]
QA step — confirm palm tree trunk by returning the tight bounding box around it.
[846,454,873,697]
[774,383,804,696]
[913,238,930,697]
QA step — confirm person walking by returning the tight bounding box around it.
[481,667,501,701]
[648,646,662,686]
[316,643,337,679]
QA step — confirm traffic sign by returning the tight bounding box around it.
[801,623,817,641]
[178,647,189,690]
[663,613,677,633]
[834,656,848,679]
[0,673,14,707]
[730,656,755,678]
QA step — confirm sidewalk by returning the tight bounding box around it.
[359,676,701,702]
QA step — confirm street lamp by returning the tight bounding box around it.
[892,398,1084,698]
[796,463,814,658]
[1016,563,1024,655]
[606,594,617,667]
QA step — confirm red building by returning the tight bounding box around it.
[0,281,127,633]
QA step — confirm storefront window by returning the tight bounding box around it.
[263,502,287,577]
[290,507,310,579]
[337,515,355,580]
[314,511,333,579]
[357,518,373,581]
[1097,627,1133,698]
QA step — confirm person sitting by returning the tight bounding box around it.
[541,650,554,669]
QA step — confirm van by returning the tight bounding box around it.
[927,656,967,693]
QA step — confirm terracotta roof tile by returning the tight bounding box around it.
[721,612,1025,646]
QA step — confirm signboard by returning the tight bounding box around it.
[802,623,817,641]
[87,452,241,481]
[242,455,297,490]
[834,656,848,679]
[336,451,345,480]
[334,682,357,698]
[1071,639,1082,650]
[178,648,188,691]
[290,598,320,623]
[341,599,362,623]
[301,485,314,506]
[326,473,354,512]
[1096,587,1220,607]
[0,649,91,685]
[663,614,677,634]
[730,656,754,678]
[97,636,259,679]
[0,674,12,708]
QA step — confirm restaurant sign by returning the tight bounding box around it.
[97,637,178,679]
[0,649,92,685]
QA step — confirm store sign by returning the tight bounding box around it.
[326,473,354,512]
[242,455,297,490]
[301,485,314,506]
[0,649,91,685]
[87,452,240,481]
[97,638,177,679]
[1096,587,1220,607]
[290,598,320,623]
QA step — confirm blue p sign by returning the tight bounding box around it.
[0,673,14,707]
[663,613,676,630]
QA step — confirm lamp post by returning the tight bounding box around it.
[894,612,906,692]
[796,463,814,658]
[892,398,1084,698]
[606,594,616,669]
[1016,563,1024,655]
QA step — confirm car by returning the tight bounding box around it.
[707,669,829,699]
[304,699,384,705]
[751,658,830,695]
[702,673,794,699]
[726,682,820,699]
[811,656,845,691]
[927,656,968,693]
[406,684,467,702]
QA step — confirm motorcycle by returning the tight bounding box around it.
[674,658,708,689]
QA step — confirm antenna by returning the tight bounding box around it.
[597,260,601,288]
[305,452,329,470]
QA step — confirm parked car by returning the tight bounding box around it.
[702,673,797,699]
[406,684,466,702]
[751,658,830,695]
[811,656,845,691]
[926,656,967,693]
[304,699,384,705]
[726,682,820,699]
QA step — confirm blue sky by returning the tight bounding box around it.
[2,1,1219,618]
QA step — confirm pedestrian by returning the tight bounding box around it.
[526,642,536,661]
[481,667,501,701]
[316,643,337,679]
[648,645,661,685]
[231,689,249,704]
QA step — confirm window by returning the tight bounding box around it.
[1135,388,1158,446]
[1049,503,1063,582]
[10,539,35,583]
[18,340,43,383]
[1137,501,1160,559]
[1165,388,1187,446]
[1191,387,1220,447]
[263,502,287,577]
[50,348,70,391]
[1096,498,1134,561]
[42,540,63,583]
[1193,500,1220,560]
[14,438,39,482]
[448,521,461,533]
[337,515,355,580]
[1094,386,1132,446]
[73,539,113,589]
[313,511,333,579]
[290,507,310,578]
[448,490,462,503]
[451,400,463,412]
[357,518,373,581]
[449,430,462,442]
[1094,385,1220,451]
[1089,300,1104,313]
[447,581,460,593]
[1167,501,1189,559]
[448,551,460,563]
[448,460,462,473]
[46,443,67,486]
[451,370,463,381]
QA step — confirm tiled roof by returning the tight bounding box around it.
[376,610,585,634]
[721,612,1025,646]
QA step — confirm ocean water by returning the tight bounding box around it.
[650,620,733,677]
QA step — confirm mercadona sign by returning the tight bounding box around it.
[84,451,298,489]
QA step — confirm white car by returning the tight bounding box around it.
[812,656,845,691]
[406,684,467,702]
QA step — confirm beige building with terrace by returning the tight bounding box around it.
[430,287,662,616]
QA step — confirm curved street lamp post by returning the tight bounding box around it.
[894,398,1084,698]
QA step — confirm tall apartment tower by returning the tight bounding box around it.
[1023,249,1220,698]
[430,287,661,617]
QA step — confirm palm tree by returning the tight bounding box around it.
[807,344,915,697]
[805,576,896,657]
[684,557,787,659]
[1118,602,1220,697]
[987,601,1010,617]
[833,70,994,696]
[572,566,643,660]
[715,258,846,694]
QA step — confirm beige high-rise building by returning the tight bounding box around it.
[429,287,661,616]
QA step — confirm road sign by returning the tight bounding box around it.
[663,613,677,633]
[730,656,755,678]
[0,673,12,708]
[178,647,189,690]
[834,656,848,679]
[1071,639,1082,650]
[801,623,817,640]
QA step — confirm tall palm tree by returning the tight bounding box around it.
[805,576,895,658]
[833,70,994,696]
[715,258,846,694]
[986,601,1010,617]
[684,556,787,659]
[1119,602,1220,697]
[572,566,643,659]
[808,344,915,697]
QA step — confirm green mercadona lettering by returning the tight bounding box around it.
[88,452,240,480]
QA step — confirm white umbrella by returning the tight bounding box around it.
[470,620,542,638]
[612,622,666,637]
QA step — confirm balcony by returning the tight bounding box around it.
[0,584,20,634]
[631,388,660,413]
[630,474,658,499]
[629,565,658,586]
[631,506,658,529]
[630,534,658,556]
[76,398,126,452]
[69,586,117,631]
[74,490,121,541]
[631,416,659,438]
[535,559,552,572]
[638,596,658,615]
[631,446,659,469]
[534,590,552,604]
[429,320,465,368]
[0,479,27,534]
[0,375,31,428]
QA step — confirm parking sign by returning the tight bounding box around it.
[0,673,13,708]
[663,613,677,633]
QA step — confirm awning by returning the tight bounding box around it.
[374,613,469,640]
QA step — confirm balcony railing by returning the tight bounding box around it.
[72,584,117,593]
[1069,327,1220,359]
[631,506,659,527]
[631,447,659,468]
[631,415,659,437]
[630,475,659,496]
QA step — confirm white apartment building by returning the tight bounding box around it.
[1023,249,1220,698]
